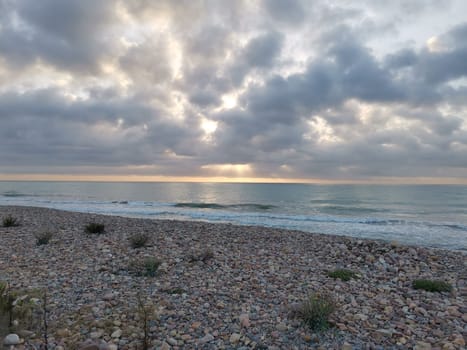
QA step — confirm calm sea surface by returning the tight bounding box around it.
[1,181,466,251]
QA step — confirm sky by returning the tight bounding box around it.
[1,0,467,184]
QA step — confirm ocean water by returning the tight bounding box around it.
[1,181,466,251]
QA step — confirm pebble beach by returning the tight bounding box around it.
[1,206,466,350]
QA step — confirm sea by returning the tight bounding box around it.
[1,181,466,251]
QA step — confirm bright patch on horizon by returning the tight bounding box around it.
[201,163,252,176]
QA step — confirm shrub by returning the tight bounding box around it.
[2,215,19,227]
[0,282,41,333]
[291,293,336,331]
[412,279,452,293]
[129,257,161,277]
[85,222,105,234]
[188,248,214,263]
[129,233,150,249]
[327,269,358,281]
[35,231,54,246]
[165,287,186,295]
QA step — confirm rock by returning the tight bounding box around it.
[230,333,241,344]
[341,342,353,350]
[191,321,201,329]
[79,344,99,350]
[103,292,116,301]
[160,342,170,350]
[17,330,35,339]
[414,341,432,350]
[276,323,287,332]
[111,329,122,338]
[199,334,214,344]
[239,313,250,327]
[167,337,177,346]
[90,330,103,339]
[3,334,20,345]
[452,336,465,346]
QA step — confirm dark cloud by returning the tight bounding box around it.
[262,0,306,26]
[0,0,119,73]
[0,0,466,181]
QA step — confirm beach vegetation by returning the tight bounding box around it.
[85,222,105,234]
[327,269,358,281]
[0,282,42,334]
[165,287,186,295]
[188,248,215,263]
[129,257,161,277]
[35,231,54,246]
[291,292,336,331]
[136,292,154,350]
[412,279,452,292]
[2,215,19,227]
[129,233,150,249]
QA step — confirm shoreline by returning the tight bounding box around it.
[1,206,465,349]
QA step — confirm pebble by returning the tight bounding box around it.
[110,329,122,338]
[0,206,465,350]
[230,333,241,344]
[3,334,20,345]
[199,334,214,344]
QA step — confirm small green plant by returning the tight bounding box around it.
[327,269,358,281]
[136,292,154,350]
[35,231,54,246]
[412,279,452,293]
[291,293,336,331]
[129,257,161,277]
[2,215,19,227]
[0,282,41,334]
[129,233,150,249]
[85,222,105,234]
[164,287,186,295]
[188,248,214,263]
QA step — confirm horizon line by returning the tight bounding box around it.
[1,173,467,185]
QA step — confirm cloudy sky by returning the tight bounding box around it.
[1,0,467,183]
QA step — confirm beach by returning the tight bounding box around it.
[1,206,465,349]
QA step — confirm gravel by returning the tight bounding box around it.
[0,206,465,349]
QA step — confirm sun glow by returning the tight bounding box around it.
[201,163,252,177]
[200,117,218,141]
[221,93,238,109]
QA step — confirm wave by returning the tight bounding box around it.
[173,202,276,210]
[2,191,31,197]
[318,205,388,214]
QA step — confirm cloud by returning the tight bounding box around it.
[0,0,120,74]
[0,0,466,182]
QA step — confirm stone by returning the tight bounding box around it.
[79,345,99,350]
[191,321,201,329]
[160,342,170,350]
[230,333,241,344]
[276,323,287,332]
[341,342,353,350]
[167,337,177,346]
[3,334,20,345]
[239,313,250,327]
[90,330,103,339]
[452,337,465,346]
[111,329,122,338]
[199,334,214,344]
[414,341,432,350]
[17,330,35,338]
